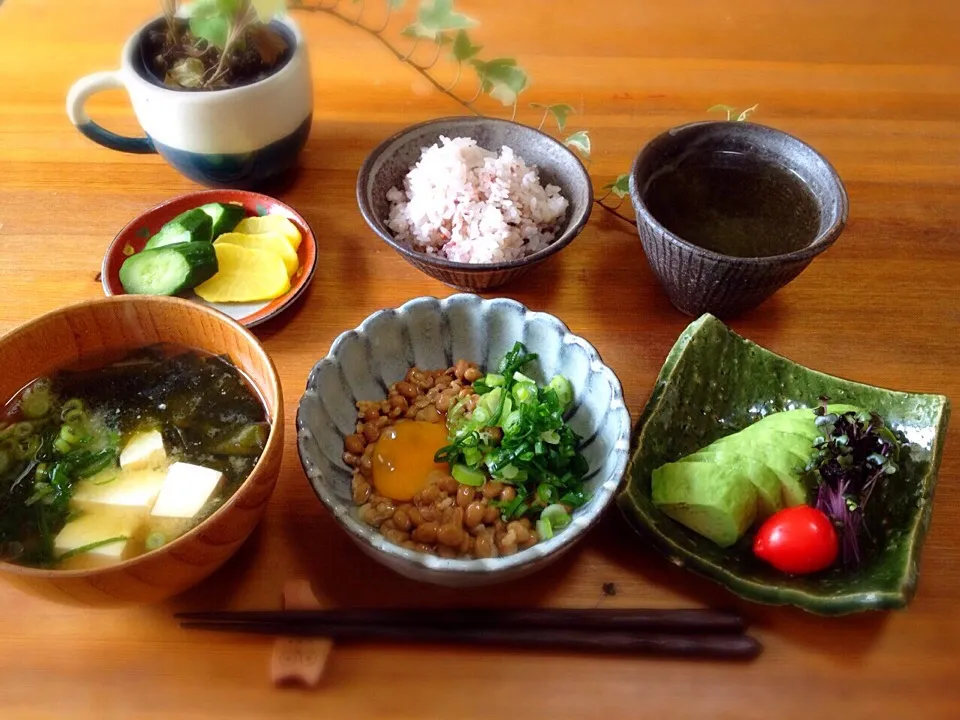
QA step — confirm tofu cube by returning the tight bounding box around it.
[119,430,167,471]
[151,462,224,519]
[54,509,142,561]
[72,468,167,511]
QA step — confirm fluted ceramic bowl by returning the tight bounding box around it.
[296,294,631,586]
[356,117,594,291]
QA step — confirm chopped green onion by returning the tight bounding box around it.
[484,373,506,387]
[540,430,560,444]
[145,532,167,551]
[471,407,491,426]
[58,536,128,562]
[500,464,520,480]
[536,517,553,541]
[463,446,483,466]
[62,407,86,426]
[25,483,52,507]
[75,449,118,479]
[548,375,574,409]
[513,371,536,385]
[536,483,559,505]
[20,382,53,419]
[452,463,485,486]
[14,435,40,460]
[49,463,71,491]
[502,409,523,433]
[541,503,572,529]
[559,490,590,508]
[500,493,526,520]
[92,472,119,486]
[471,380,492,395]
[512,382,537,405]
[12,422,34,439]
[53,436,72,455]
[58,423,87,447]
[60,398,84,421]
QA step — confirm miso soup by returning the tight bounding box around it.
[0,345,268,569]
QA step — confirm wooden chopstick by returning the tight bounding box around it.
[175,607,746,634]
[179,620,761,659]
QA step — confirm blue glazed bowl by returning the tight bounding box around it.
[296,294,632,587]
[66,16,312,189]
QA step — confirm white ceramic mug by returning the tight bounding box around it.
[67,16,312,188]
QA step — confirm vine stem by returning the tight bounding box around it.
[443,61,462,92]
[595,200,634,225]
[423,38,443,70]
[294,2,481,116]
[536,107,549,131]
[291,1,636,232]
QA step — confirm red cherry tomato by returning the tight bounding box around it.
[753,505,838,574]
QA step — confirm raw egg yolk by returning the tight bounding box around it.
[372,421,450,501]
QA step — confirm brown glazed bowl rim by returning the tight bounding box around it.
[0,295,283,580]
[629,121,849,266]
[356,116,594,273]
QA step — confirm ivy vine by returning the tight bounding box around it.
[290,0,757,230]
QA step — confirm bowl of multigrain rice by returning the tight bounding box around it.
[356,117,593,290]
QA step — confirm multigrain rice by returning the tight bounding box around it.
[386,136,569,264]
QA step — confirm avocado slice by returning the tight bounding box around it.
[735,405,862,440]
[698,429,818,506]
[652,462,758,548]
[682,445,810,507]
[677,453,783,519]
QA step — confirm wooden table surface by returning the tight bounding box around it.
[1,0,959,717]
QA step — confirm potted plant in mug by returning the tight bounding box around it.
[67,0,312,189]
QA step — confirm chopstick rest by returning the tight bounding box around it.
[270,579,332,688]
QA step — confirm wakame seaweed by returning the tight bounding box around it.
[0,344,267,567]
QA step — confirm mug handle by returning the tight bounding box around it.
[66,71,156,154]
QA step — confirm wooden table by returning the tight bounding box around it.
[1,0,958,717]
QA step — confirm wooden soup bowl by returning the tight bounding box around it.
[0,296,283,605]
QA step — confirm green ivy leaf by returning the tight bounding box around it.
[531,102,574,132]
[419,0,477,31]
[471,58,528,106]
[401,23,438,40]
[165,57,207,88]
[564,130,590,157]
[189,0,230,49]
[122,243,136,257]
[451,30,481,62]
[601,173,630,198]
[252,0,286,20]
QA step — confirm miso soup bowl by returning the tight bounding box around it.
[0,296,283,605]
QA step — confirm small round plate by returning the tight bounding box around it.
[102,189,318,328]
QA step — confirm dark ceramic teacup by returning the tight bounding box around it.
[629,122,848,317]
[66,16,312,189]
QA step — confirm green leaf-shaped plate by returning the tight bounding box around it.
[617,314,951,615]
